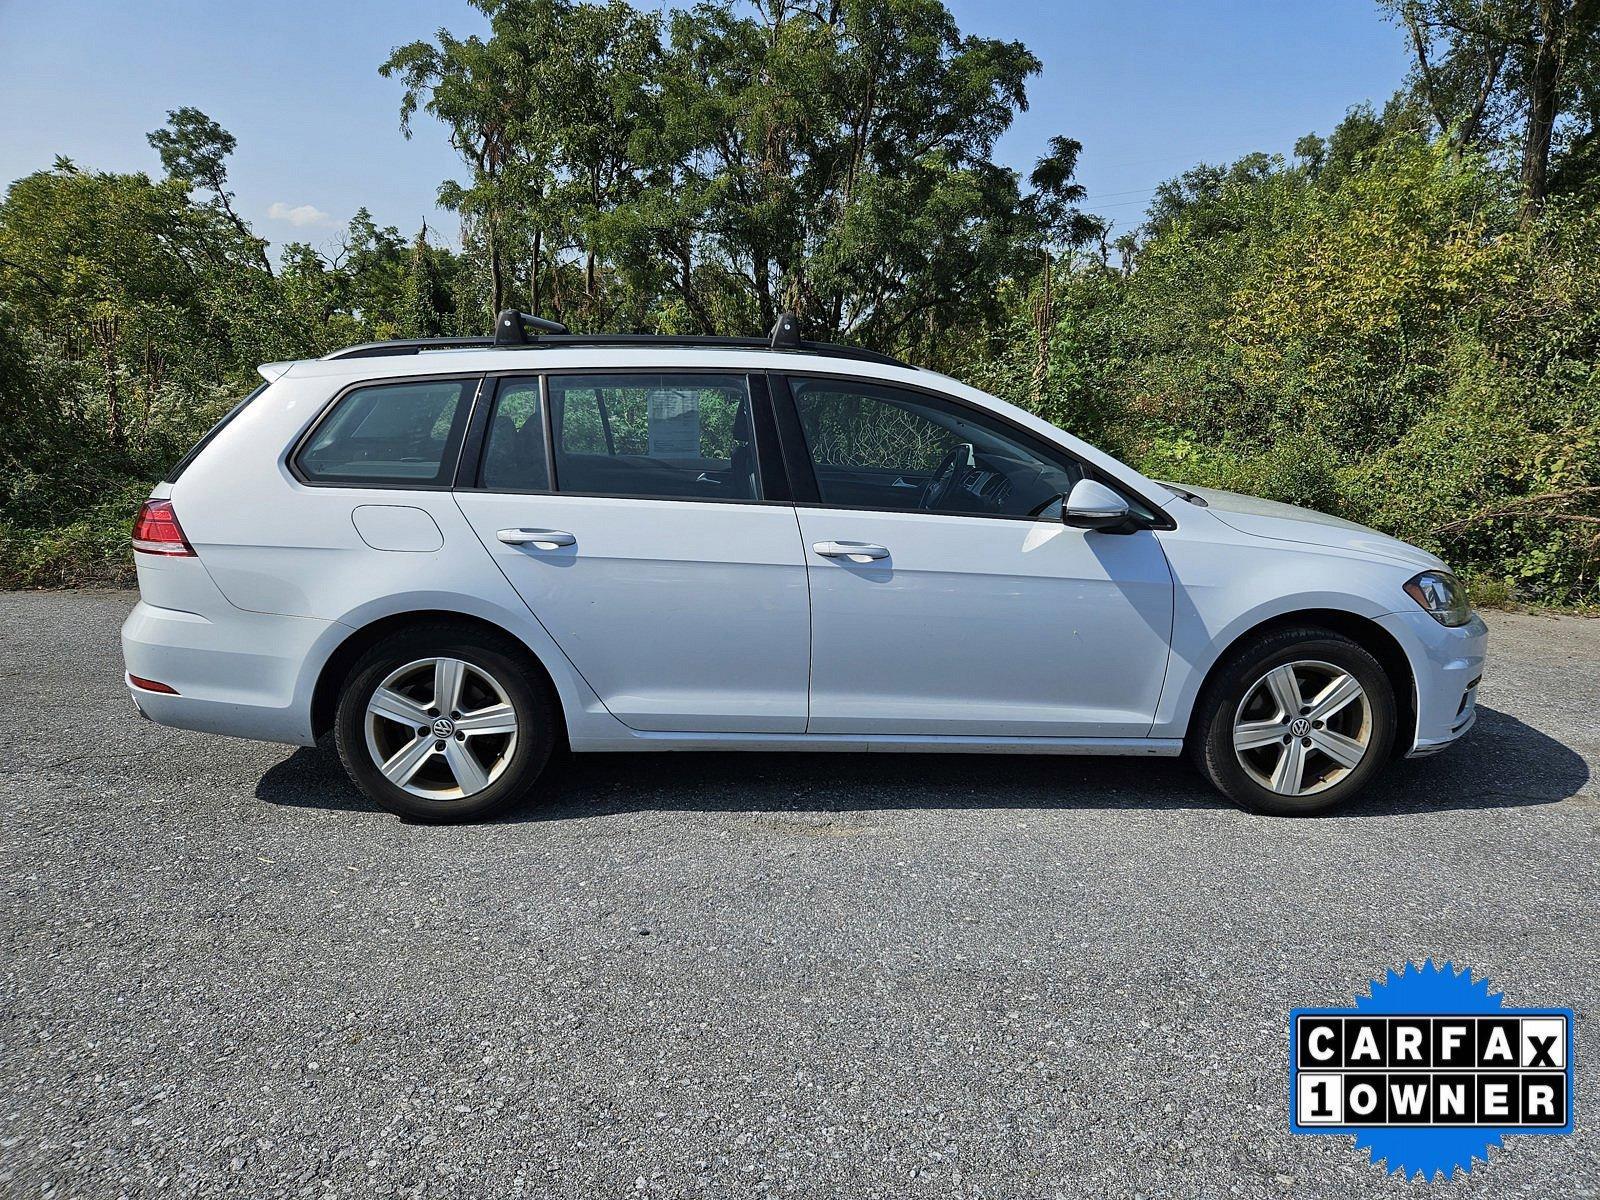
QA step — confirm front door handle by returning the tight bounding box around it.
[813,541,889,561]
[497,528,576,549]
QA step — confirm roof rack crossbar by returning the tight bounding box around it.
[496,309,570,345]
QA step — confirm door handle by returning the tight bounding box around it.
[497,528,576,549]
[813,541,889,561]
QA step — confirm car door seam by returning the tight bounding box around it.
[790,502,817,735]
[1144,533,1181,740]
[446,489,621,722]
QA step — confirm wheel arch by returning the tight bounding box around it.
[310,609,569,745]
[1186,608,1417,757]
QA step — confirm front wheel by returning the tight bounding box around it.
[334,624,556,822]
[1190,627,1396,815]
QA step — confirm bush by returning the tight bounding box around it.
[970,132,1600,606]
[0,493,142,589]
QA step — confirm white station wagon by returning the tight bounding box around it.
[123,312,1486,821]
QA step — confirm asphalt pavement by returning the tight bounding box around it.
[2,590,1596,1198]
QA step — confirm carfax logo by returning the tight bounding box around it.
[1289,961,1574,1180]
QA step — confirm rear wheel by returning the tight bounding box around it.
[1190,627,1396,815]
[334,624,556,822]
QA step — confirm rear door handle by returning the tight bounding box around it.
[497,528,576,549]
[813,541,889,561]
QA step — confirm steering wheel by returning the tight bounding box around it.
[918,443,976,511]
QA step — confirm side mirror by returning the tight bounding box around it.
[1061,478,1131,531]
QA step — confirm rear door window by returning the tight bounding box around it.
[547,374,761,501]
[295,378,476,487]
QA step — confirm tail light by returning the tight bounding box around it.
[132,499,195,556]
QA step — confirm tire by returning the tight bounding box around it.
[1189,626,1396,816]
[333,622,557,823]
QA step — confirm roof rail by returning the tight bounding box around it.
[324,336,493,360]
[321,311,912,369]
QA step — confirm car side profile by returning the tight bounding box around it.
[122,312,1486,821]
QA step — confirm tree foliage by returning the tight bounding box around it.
[383,0,1051,359]
[1381,0,1600,218]
[2,0,1599,602]
[975,110,1600,603]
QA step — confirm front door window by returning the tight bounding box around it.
[789,377,1082,518]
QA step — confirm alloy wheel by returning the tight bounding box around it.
[363,657,518,799]
[1232,659,1372,797]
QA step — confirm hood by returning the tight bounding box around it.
[1168,484,1447,572]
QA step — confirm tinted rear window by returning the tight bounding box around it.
[295,378,476,487]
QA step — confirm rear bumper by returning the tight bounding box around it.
[1377,609,1487,759]
[121,598,335,746]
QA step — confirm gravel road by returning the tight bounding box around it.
[2,590,1596,1199]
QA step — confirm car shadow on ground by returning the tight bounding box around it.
[255,705,1588,822]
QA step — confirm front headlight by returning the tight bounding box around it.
[1403,570,1472,626]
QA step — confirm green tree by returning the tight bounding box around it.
[1382,0,1600,217]
[0,154,298,583]
[0,160,268,456]
[384,0,1053,356]
[403,223,454,337]
[146,107,273,273]
[385,0,583,323]
[975,124,1600,602]
[1020,135,1102,406]
[644,0,1043,356]
[542,0,665,321]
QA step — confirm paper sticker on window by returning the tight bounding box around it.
[648,389,701,459]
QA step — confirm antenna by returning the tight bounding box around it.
[495,310,571,346]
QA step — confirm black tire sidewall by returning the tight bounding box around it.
[1197,630,1396,816]
[334,627,554,823]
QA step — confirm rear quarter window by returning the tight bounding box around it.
[295,378,477,487]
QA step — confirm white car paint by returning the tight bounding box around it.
[454,492,812,733]
[792,506,1173,737]
[121,343,1486,771]
[1176,483,1447,569]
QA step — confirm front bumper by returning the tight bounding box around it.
[1377,609,1487,758]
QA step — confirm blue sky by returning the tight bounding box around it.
[0,0,1413,252]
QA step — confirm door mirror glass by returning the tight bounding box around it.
[1061,479,1131,530]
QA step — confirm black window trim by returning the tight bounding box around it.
[285,364,1174,526]
[454,366,795,508]
[771,371,1177,531]
[287,372,487,492]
